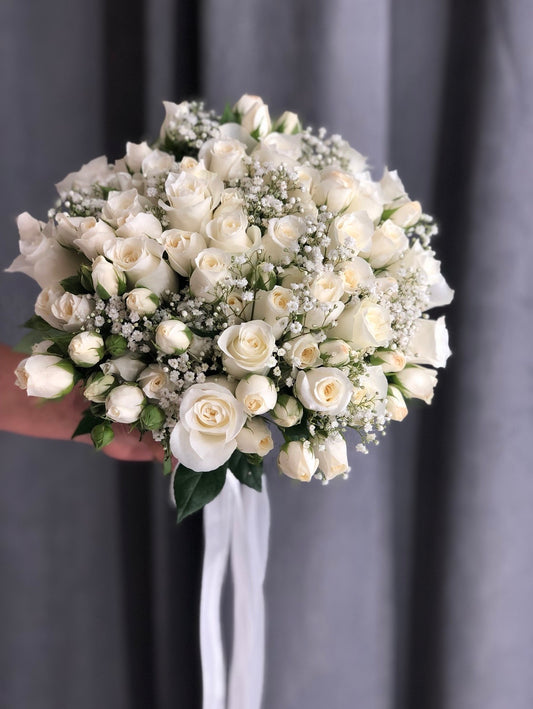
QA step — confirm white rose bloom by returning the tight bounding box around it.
[406,316,451,368]
[319,339,351,366]
[315,435,349,480]
[116,212,163,242]
[380,169,407,204]
[295,367,353,415]
[252,132,302,167]
[101,355,146,382]
[169,382,247,472]
[6,213,80,289]
[234,94,271,137]
[42,291,93,332]
[73,219,117,260]
[91,255,126,298]
[55,156,112,198]
[105,384,145,424]
[352,365,388,417]
[369,220,409,268]
[375,349,407,373]
[305,272,345,329]
[348,173,385,222]
[313,167,358,213]
[125,141,152,172]
[293,164,320,193]
[138,364,170,399]
[104,237,177,296]
[262,215,307,264]
[84,372,115,403]
[388,241,454,309]
[336,258,375,296]
[204,375,237,394]
[125,287,159,316]
[198,137,248,180]
[15,354,75,399]
[226,291,252,322]
[163,229,207,276]
[31,340,54,354]
[206,209,261,253]
[328,211,374,256]
[390,200,422,228]
[236,418,274,457]
[283,334,321,369]
[271,394,303,427]
[162,169,223,233]
[141,149,176,177]
[235,374,277,415]
[189,248,231,302]
[253,286,295,338]
[68,332,104,367]
[217,321,276,377]
[102,189,148,227]
[330,299,393,349]
[215,188,246,214]
[396,366,438,404]
[386,385,408,422]
[273,110,301,134]
[34,287,65,329]
[159,100,192,139]
[278,441,318,482]
[155,319,192,354]
[54,213,96,248]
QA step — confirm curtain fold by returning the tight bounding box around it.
[1,1,532,708]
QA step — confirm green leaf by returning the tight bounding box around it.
[174,464,227,522]
[91,423,114,450]
[380,207,399,222]
[140,404,165,431]
[59,274,87,294]
[96,284,111,300]
[220,103,239,124]
[23,315,52,331]
[227,450,263,492]
[80,264,94,292]
[13,331,50,354]
[71,409,103,439]
[282,421,309,442]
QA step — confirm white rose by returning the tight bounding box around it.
[105,384,145,424]
[293,164,320,193]
[68,331,104,367]
[271,394,303,427]
[104,237,177,295]
[163,229,207,276]
[206,209,261,253]
[253,286,295,338]
[390,200,422,228]
[34,287,65,330]
[328,211,374,256]
[189,248,231,302]
[155,319,192,354]
[235,374,277,415]
[335,258,375,296]
[41,291,93,332]
[295,367,353,415]
[406,316,451,368]
[374,349,406,373]
[84,372,115,403]
[116,212,163,242]
[125,141,152,172]
[380,169,407,204]
[73,219,117,260]
[278,441,318,482]
[347,174,385,222]
[101,355,146,382]
[252,132,302,167]
[159,100,192,139]
[138,364,170,399]
[6,213,80,289]
[351,365,388,418]
[15,354,75,399]
[54,213,96,248]
[217,320,276,377]
[31,340,54,354]
[313,167,358,213]
[368,220,409,268]
[162,170,223,233]
[273,110,301,134]
[226,291,252,322]
[386,385,408,422]
[283,334,321,369]
[198,137,248,180]
[304,272,345,329]
[234,94,271,137]
[91,255,126,298]
[329,299,392,349]
[55,155,112,196]
[395,366,438,404]
[169,382,246,472]
[236,418,274,457]
[141,149,176,177]
[102,189,149,227]
[125,287,159,316]
[319,339,351,366]
[262,215,307,264]
[388,241,454,309]
[216,188,246,213]
[315,435,349,480]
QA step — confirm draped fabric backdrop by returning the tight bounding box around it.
[1,1,532,708]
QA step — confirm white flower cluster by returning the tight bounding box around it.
[9,93,453,486]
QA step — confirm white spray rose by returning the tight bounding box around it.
[206,209,261,253]
[55,156,112,199]
[189,248,231,302]
[15,355,75,399]
[38,290,94,332]
[159,100,192,139]
[390,200,422,228]
[386,385,408,421]
[278,441,318,482]
[162,169,223,233]
[315,435,349,480]
[273,110,301,134]
[369,220,409,268]
[283,334,321,369]
[252,132,302,167]
[84,372,115,403]
[395,366,438,404]
[68,331,104,367]
[105,384,145,423]
[125,287,159,316]
[388,241,454,309]
[141,149,176,177]
[137,364,170,400]
[295,367,353,415]
[155,319,192,354]
[375,349,407,373]
[101,355,146,382]
[73,219,116,260]
[253,286,295,338]
[236,418,274,457]
[125,141,152,172]
[104,237,176,296]
[169,382,247,472]
[235,375,277,415]
[163,229,207,276]
[319,339,351,366]
[406,317,451,368]
[217,321,276,377]
[54,213,96,248]
[271,394,303,427]
[379,169,407,204]
[328,211,374,256]
[352,366,389,418]
[116,212,163,242]
[91,255,126,298]
[261,215,307,264]
[234,94,271,137]
[330,299,393,349]
[304,272,345,329]
[335,258,375,296]
[102,189,148,227]
[347,173,385,222]
[313,167,358,213]
[198,137,248,180]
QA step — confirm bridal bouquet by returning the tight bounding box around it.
[8,94,453,521]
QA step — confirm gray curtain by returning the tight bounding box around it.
[1,1,532,708]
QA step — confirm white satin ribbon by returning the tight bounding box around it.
[200,473,270,709]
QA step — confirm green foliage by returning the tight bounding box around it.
[140,404,165,431]
[21,316,74,355]
[90,423,115,450]
[71,409,103,438]
[173,464,227,522]
[220,103,239,125]
[227,450,263,492]
[59,274,87,295]
[105,334,128,356]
